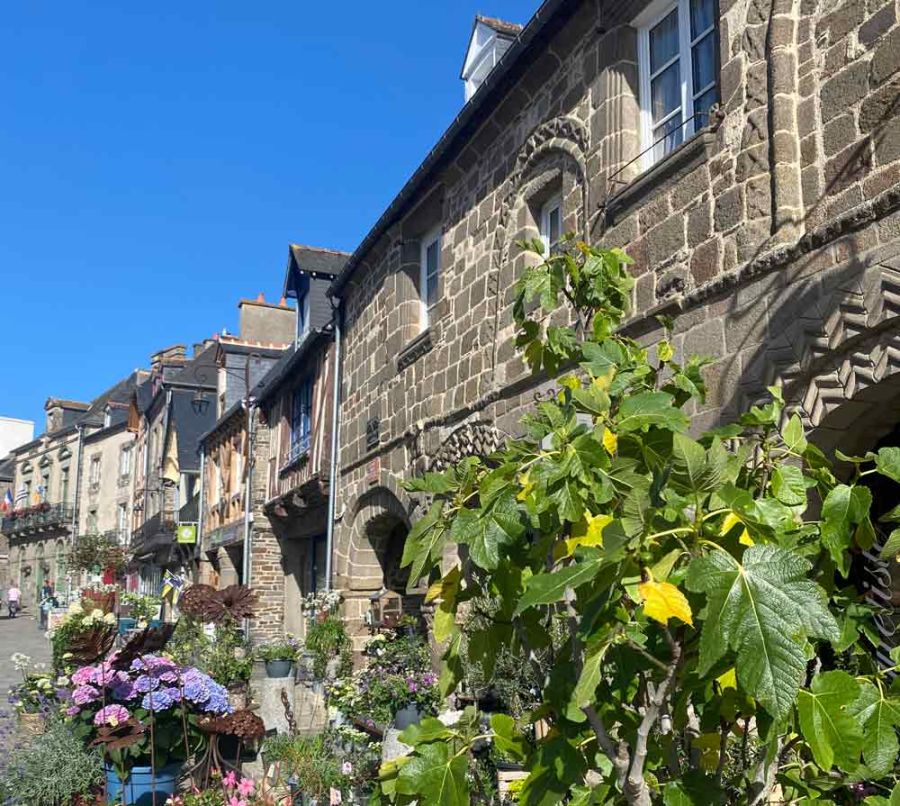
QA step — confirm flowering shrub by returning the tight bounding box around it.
[300,589,342,621]
[327,629,439,726]
[304,615,352,679]
[51,601,118,670]
[166,769,280,805]
[121,591,162,625]
[255,634,301,663]
[67,653,232,776]
[7,653,70,717]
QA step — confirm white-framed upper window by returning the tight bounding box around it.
[637,0,718,168]
[89,455,101,486]
[419,227,442,330]
[540,195,563,256]
[297,291,311,340]
[119,445,132,478]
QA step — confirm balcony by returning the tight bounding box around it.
[1,503,74,537]
[131,512,176,550]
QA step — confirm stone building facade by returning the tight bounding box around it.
[199,247,344,642]
[328,0,900,639]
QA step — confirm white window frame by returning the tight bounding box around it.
[419,226,442,330]
[297,291,311,340]
[119,445,132,478]
[540,195,563,255]
[636,0,717,170]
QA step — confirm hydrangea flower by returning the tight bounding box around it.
[134,675,160,693]
[141,688,175,711]
[94,704,130,726]
[72,685,101,705]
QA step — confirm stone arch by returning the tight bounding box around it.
[486,116,591,386]
[337,473,415,594]
[775,250,900,668]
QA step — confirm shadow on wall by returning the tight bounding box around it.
[695,91,900,429]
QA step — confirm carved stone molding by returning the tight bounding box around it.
[428,420,504,471]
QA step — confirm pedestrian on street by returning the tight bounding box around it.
[39,579,55,630]
[7,584,21,618]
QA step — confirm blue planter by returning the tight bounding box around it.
[265,659,294,678]
[105,762,180,805]
[117,617,137,635]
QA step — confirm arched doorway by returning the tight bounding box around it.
[811,378,900,668]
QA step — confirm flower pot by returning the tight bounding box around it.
[105,763,180,805]
[228,684,250,710]
[393,703,421,730]
[17,711,45,737]
[264,659,295,678]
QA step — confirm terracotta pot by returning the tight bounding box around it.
[82,590,117,614]
[18,711,46,737]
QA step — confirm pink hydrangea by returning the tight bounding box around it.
[72,684,101,705]
[93,704,131,726]
[71,665,96,686]
[65,705,80,717]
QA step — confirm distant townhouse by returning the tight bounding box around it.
[325,0,900,640]
[1,377,141,607]
[132,296,293,596]
[199,247,344,641]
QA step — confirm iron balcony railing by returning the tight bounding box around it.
[1,503,74,536]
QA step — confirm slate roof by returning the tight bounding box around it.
[288,245,349,278]
[0,455,14,481]
[330,0,577,296]
[168,343,219,389]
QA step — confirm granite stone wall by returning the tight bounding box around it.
[333,0,900,633]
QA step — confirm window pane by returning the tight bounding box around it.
[691,32,716,96]
[690,0,715,38]
[425,238,440,307]
[548,206,561,246]
[693,85,717,127]
[653,114,684,161]
[650,61,681,123]
[649,8,679,73]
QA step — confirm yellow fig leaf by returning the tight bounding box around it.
[639,579,694,626]
[721,511,753,546]
[693,732,722,771]
[602,428,618,455]
[425,566,461,603]
[716,667,737,692]
[516,470,535,502]
[657,340,674,363]
[433,605,456,643]
[592,368,616,391]
[555,512,612,560]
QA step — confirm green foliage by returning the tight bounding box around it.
[304,614,353,679]
[255,634,301,662]
[377,238,900,805]
[121,591,161,623]
[168,616,253,686]
[0,718,104,805]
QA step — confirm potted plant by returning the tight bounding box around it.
[7,652,61,736]
[303,616,351,683]
[120,592,161,628]
[256,635,300,678]
[80,583,119,614]
[65,654,233,804]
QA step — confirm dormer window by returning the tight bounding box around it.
[296,290,311,340]
[461,15,522,102]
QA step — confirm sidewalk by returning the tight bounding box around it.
[0,611,54,759]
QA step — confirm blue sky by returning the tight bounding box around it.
[0,1,539,431]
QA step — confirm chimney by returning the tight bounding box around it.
[237,295,294,345]
[44,398,90,433]
[150,344,187,372]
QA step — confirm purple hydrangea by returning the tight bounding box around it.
[72,685,101,705]
[94,704,131,726]
[111,680,138,701]
[134,675,160,693]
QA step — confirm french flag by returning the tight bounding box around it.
[1,489,13,513]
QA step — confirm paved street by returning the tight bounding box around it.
[0,611,53,761]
